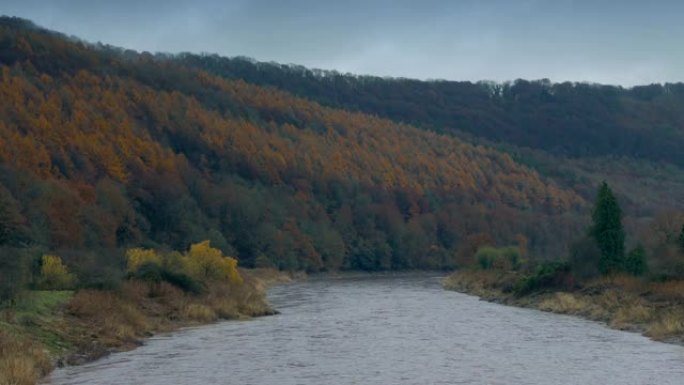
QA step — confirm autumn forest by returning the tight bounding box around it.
[1,16,684,296]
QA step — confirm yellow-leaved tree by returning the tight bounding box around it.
[39,255,76,290]
[184,240,243,285]
[125,248,162,272]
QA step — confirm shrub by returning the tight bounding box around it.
[182,240,243,285]
[476,247,498,270]
[475,245,521,271]
[514,261,572,296]
[625,245,648,276]
[160,270,205,295]
[126,248,162,273]
[123,243,240,294]
[499,246,521,270]
[131,262,163,283]
[129,259,205,295]
[38,255,76,290]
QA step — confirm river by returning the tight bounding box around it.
[44,273,684,385]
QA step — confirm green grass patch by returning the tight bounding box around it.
[1,291,75,354]
[13,291,73,317]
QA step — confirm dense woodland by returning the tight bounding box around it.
[176,47,684,216]
[1,17,683,299]
[0,17,586,291]
[178,53,684,167]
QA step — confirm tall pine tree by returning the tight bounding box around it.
[590,182,625,274]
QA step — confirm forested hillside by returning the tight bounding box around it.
[175,50,684,216]
[0,17,586,281]
[178,54,684,167]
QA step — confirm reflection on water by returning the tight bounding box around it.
[45,273,684,385]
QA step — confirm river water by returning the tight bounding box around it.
[45,273,684,385]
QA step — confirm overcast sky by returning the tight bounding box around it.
[2,0,683,86]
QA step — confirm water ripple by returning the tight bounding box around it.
[45,273,684,385]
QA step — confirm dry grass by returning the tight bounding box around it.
[538,293,590,314]
[442,270,513,298]
[233,281,274,316]
[1,268,282,384]
[0,331,52,385]
[605,274,646,293]
[444,269,683,341]
[181,304,217,322]
[191,279,274,320]
[207,300,240,319]
[67,289,151,345]
[532,287,657,330]
[610,303,653,329]
[63,274,275,347]
[648,280,684,302]
[582,274,647,295]
[646,311,684,340]
[203,285,240,319]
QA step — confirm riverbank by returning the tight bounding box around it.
[43,273,684,385]
[443,270,684,344]
[0,268,296,385]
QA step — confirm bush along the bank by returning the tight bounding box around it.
[464,182,651,297]
[513,262,573,296]
[0,240,246,309]
[0,239,274,385]
[37,255,76,291]
[624,245,648,277]
[512,183,639,295]
[125,240,243,292]
[475,246,522,271]
[441,182,684,343]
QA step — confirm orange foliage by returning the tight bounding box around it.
[0,61,582,213]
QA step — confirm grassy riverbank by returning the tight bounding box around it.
[443,270,684,344]
[0,268,293,385]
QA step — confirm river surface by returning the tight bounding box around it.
[45,273,684,385]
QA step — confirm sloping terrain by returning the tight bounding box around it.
[0,17,586,272]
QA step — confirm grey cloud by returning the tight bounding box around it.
[2,0,683,85]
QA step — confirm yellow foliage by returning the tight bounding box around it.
[183,240,243,285]
[39,255,76,290]
[126,248,162,272]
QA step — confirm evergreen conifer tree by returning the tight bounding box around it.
[590,182,625,274]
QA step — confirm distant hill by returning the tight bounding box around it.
[174,49,684,216]
[176,54,684,167]
[3,16,668,274]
